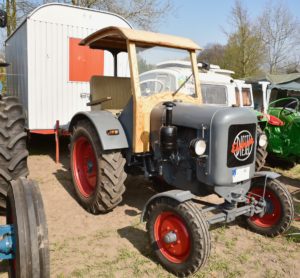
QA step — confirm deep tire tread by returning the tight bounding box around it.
[71,121,126,214]
[256,126,268,171]
[0,97,28,208]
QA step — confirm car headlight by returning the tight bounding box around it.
[190,139,206,156]
[258,134,268,147]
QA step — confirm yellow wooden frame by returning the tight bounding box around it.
[81,26,203,153]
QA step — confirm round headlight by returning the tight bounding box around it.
[190,139,206,156]
[258,134,268,147]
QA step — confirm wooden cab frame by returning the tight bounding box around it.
[80,26,203,153]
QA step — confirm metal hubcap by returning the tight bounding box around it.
[248,187,282,228]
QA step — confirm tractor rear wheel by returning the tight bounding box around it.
[70,120,126,214]
[146,198,210,277]
[6,178,50,278]
[0,96,28,210]
[246,178,294,237]
[255,126,268,171]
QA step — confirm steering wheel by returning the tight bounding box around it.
[280,98,299,116]
[140,79,164,96]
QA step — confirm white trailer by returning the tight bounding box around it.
[5,3,131,135]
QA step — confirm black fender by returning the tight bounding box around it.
[140,190,195,222]
[69,111,129,150]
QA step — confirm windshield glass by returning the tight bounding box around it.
[201,84,227,105]
[136,46,196,97]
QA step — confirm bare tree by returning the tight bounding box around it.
[69,0,175,30]
[258,1,300,73]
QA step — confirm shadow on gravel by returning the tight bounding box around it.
[28,134,69,161]
[0,261,8,272]
[117,226,156,261]
[121,175,156,212]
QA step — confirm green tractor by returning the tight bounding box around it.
[250,75,300,162]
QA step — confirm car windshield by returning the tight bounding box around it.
[136,46,196,97]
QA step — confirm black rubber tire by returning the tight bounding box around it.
[150,176,175,193]
[255,126,268,171]
[146,198,211,277]
[246,178,294,237]
[0,96,29,209]
[70,120,126,214]
[6,177,50,278]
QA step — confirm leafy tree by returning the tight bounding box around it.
[197,43,226,67]
[222,1,265,78]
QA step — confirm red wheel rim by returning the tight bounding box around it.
[72,136,97,197]
[248,187,282,227]
[154,211,190,263]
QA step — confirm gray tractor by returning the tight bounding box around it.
[69,27,294,277]
[0,10,50,278]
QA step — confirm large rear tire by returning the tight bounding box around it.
[146,198,211,277]
[0,96,28,210]
[246,178,294,237]
[6,178,50,278]
[70,120,126,214]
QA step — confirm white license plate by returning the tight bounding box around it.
[232,167,250,183]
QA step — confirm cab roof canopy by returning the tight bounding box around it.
[80,26,202,53]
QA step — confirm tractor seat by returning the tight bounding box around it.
[90,76,132,112]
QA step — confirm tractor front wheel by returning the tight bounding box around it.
[146,198,210,277]
[70,120,126,214]
[246,178,294,237]
[6,178,50,278]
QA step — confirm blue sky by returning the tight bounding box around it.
[159,0,300,47]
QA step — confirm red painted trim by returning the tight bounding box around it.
[30,129,56,135]
[55,120,60,163]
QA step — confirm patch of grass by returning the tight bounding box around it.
[275,164,300,180]
[237,251,250,263]
[197,254,244,278]
[264,268,281,278]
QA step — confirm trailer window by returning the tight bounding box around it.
[69,37,104,82]
[201,84,227,104]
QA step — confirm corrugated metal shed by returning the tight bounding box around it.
[5,3,131,130]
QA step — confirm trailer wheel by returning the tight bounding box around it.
[255,126,268,171]
[146,198,210,277]
[246,178,294,237]
[0,96,29,209]
[6,178,50,278]
[71,120,126,214]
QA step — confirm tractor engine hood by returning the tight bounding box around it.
[151,102,257,133]
[150,102,258,191]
